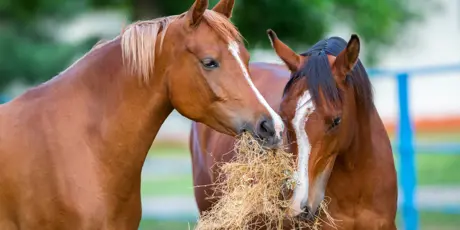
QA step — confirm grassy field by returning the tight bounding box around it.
[143,146,460,197]
[139,219,194,230]
[140,130,460,229]
[142,174,194,196]
[140,152,460,197]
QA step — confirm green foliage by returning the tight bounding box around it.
[0,0,93,90]
[233,0,329,51]
[0,27,82,87]
[230,0,431,65]
[331,0,428,65]
[95,0,434,66]
[0,0,434,90]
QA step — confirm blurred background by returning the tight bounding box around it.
[0,0,459,229]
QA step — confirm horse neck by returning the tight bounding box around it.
[56,37,173,175]
[337,93,377,168]
[329,90,397,209]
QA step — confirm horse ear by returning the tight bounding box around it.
[334,34,360,78]
[266,29,301,72]
[212,0,235,18]
[186,0,209,27]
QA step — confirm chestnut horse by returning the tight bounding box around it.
[190,31,397,229]
[0,0,285,229]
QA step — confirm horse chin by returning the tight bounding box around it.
[296,205,321,223]
[285,172,329,221]
[281,202,322,226]
[257,137,283,149]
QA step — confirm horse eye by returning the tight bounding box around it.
[327,117,341,132]
[333,117,341,126]
[330,117,341,128]
[201,58,220,70]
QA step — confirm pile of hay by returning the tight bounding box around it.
[195,133,335,230]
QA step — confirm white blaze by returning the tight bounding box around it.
[228,41,284,140]
[308,171,328,214]
[290,90,315,216]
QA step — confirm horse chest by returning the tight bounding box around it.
[0,157,142,230]
[325,171,396,229]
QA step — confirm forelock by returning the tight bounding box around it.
[202,10,243,44]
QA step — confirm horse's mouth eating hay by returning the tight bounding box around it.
[195,132,335,230]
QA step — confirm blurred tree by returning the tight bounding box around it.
[0,0,434,90]
[134,0,433,65]
[0,0,98,90]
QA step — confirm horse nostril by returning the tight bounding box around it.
[260,121,269,134]
[254,117,280,148]
[257,119,275,137]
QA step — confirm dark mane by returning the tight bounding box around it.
[282,37,374,112]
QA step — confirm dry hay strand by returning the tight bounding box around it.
[195,133,337,230]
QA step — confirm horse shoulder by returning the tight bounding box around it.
[355,209,397,230]
[323,210,396,230]
[190,122,235,213]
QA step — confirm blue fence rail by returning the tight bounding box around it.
[368,63,460,230]
[0,95,10,104]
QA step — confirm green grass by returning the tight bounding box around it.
[412,154,460,185]
[142,174,194,196]
[142,144,460,197]
[148,144,189,157]
[140,154,460,197]
[142,144,194,197]
[419,212,460,230]
[392,153,460,186]
[139,219,196,230]
[395,211,460,230]
[141,153,460,197]
[389,131,460,143]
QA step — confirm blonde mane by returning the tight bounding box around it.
[120,10,243,83]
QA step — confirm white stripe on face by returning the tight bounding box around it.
[228,41,284,140]
[308,170,328,215]
[290,90,315,216]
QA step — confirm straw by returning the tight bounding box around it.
[195,132,336,230]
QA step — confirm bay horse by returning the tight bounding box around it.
[0,0,285,229]
[190,31,397,229]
